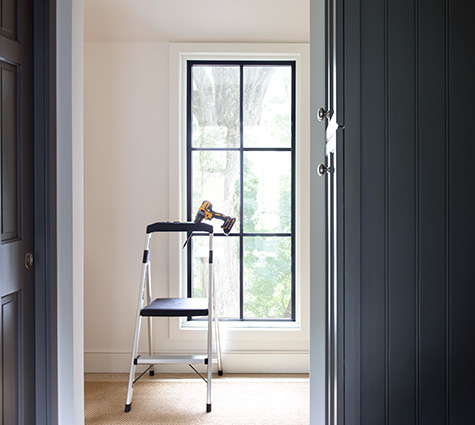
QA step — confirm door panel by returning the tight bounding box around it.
[448,2,475,422]
[418,0,446,420]
[1,61,19,243]
[329,0,475,423]
[386,0,417,422]
[0,0,17,41]
[0,0,34,422]
[1,292,20,425]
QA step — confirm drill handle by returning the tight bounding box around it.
[221,217,236,235]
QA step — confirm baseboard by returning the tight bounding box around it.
[84,350,309,374]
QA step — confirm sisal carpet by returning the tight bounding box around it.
[85,374,309,425]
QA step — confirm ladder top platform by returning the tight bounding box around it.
[146,221,213,234]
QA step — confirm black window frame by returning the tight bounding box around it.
[186,60,296,322]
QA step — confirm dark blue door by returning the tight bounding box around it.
[326,0,475,424]
[0,0,35,423]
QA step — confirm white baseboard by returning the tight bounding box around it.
[84,350,309,374]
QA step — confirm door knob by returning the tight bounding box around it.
[25,252,34,269]
[317,163,331,176]
[317,107,330,122]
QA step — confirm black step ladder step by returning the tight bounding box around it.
[140,298,208,317]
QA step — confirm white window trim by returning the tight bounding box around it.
[168,43,310,369]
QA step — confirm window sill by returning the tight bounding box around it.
[180,319,301,331]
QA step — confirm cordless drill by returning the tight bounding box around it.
[194,200,236,235]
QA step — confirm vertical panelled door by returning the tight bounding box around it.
[319,0,475,422]
[0,0,35,423]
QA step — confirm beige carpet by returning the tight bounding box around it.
[85,374,309,425]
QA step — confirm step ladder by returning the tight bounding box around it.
[124,222,223,413]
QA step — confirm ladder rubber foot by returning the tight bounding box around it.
[218,370,223,376]
[206,403,212,413]
[125,404,132,413]
[149,369,155,377]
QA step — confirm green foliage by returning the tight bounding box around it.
[242,162,292,319]
[244,237,291,319]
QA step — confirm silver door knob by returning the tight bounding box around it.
[317,163,331,176]
[25,252,34,269]
[317,107,330,122]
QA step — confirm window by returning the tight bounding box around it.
[186,60,295,321]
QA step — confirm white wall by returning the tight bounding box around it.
[84,42,313,374]
[84,42,170,370]
[84,0,309,43]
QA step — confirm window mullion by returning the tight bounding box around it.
[239,64,244,321]
[187,62,193,301]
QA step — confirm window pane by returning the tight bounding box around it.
[192,235,240,319]
[192,150,240,233]
[243,236,292,319]
[243,151,291,233]
[243,66,292,148]
[192,66,240,148]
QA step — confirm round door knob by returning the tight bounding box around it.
[317,163,331,176]
[317,107,330,122]
[25,252,34,269]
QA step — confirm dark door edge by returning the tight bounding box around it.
[34,0,57,423]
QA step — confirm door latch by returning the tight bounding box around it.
[317,107,330,122]
[317,163,331,176]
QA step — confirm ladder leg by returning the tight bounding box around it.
[147,264,155,376]
[207,304,212,412]
[125,313,143,412]
[147,317,154,376]
[206,233,213,412]
[210,231,223,376]
[125,236,150,412]
[213,299,223,375]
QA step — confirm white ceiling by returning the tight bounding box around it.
[84,0,310,43]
